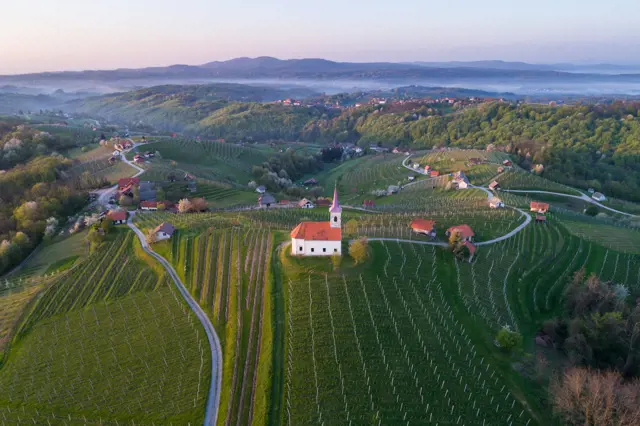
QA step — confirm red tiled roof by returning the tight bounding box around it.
[290,222,342,241]
[530,202,549,212]
[140,201,157,208]
[410,219,436,233]
[118,177,139,189]
[447,224,475,238]
[107,210,127,221]
[430,171,439,177]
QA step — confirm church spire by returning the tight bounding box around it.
[329,185,342,213]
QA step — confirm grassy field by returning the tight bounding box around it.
[0,230,211,424]
[8,231,89,279]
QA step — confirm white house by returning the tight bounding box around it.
[153,222,175,241]
[256,185,266,194]
[298,198,315,209]
[592,192,606,202]
[291,187,342,256]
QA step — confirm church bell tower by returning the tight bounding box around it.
[329,185,342,228]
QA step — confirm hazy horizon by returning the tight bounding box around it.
[2,0,639,74]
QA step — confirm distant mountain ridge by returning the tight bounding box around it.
[2,57,640,83]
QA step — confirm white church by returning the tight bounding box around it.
[290,187,342,256]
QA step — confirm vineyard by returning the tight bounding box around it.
[318,154,420,203]
[148,139,268,184]
[495,170,579,194]
[280,241,540,425]
[132,215,280,426]
[412,149,509,173]
[0,231,211,424]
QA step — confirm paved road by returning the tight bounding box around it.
[96,142,146,208]
[128,217,222,426]
[501,189,638,217]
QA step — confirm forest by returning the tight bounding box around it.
[73,92,640,200]
[0,120,107,275]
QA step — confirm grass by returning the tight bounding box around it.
[0,230,211,423]
[43,256,79,275]
[8,231,89,279]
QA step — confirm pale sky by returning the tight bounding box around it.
[1,0,639,74]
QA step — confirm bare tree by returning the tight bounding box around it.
[550,367,640,425]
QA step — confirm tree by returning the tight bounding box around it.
[496,326,522,353]
[13,231,30,248]
[331,254,342,271]
[146,229,158,244]
[86,228,105,246]
[132,185,140,204]
[155,187,166,201]
[550,367,640,426]
[349,237,368,264]
[345,219,358,235]
[191,197,208,212]
[585,205,599,216]
[119,194,133,207]
[100,217,113,234]
[178,198,193,213]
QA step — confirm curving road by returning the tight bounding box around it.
[500,189,638,217]
[96,142,146,208]
[128,216,223,425]
[367,181,533,247]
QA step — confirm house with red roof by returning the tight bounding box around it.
[530,202,549,214]
[107,210,127,225]
[429,170,440,177]
[118,177,140,191]
[445,225,475,242]
[291,187,342,256]
[410,219,436,238]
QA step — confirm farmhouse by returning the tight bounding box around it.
[497,166,504,173]
[133,154,145,164]
[488,181,500,191]
[256,185,266,194]
[489,197,504,208]
[430,171,440,177]
[258,193,276,208]
[503,160,513,168]
[530,202,549,214]
[424,165,431,173]
[446,225,475,242]
[118,177,140,191]
[154,222,175,241]
[291,187,342,256]
[298,198,315,209]
[107,210,127,224]
[592,192,606,202]
[410,219,436,238]
[453,171,469,189]
[140,200,173,211]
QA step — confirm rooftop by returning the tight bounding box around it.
[291,222,342,241]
